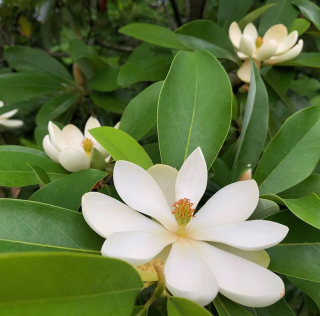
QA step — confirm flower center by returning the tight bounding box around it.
[255,36,263,48]
[137,259,165,273]
[81,138,95,157]
[172,198,195,226]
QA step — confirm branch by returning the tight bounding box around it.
[169,0,182,27]
[96,40,134,52]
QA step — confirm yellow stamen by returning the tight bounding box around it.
[172,198,195,226]
[81,138,94,157]
[256,36,263,48]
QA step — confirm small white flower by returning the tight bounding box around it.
[43,117,111,172]
[82,148,288,307]
[229,22,303,82]
[0,101,23,128]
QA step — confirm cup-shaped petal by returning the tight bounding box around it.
[43,135,60,163]
[263,24,287,43]
[255,40,278,61]
[239,35,255,56]
[59,148,90,172]
[276,30,298,55]
[61,124,84,151]
[243,23,258,41]
[229,22,242,48]
[48,121,67,151]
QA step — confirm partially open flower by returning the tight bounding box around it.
[43,117,109,172]
[0,101,23,128]
[229,22,303,82]
[82,148,288,307]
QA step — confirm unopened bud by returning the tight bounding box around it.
[238,164,252,181]
[153,264,166,298]
[73,64,86,86]
[90,147,107,171]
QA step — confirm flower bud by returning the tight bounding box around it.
[238,164,252,181]
[73,64,86,86]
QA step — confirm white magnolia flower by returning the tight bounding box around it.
[43,117,110,172]
[229,22,303,82]
[82,148,288,307]
[0,101,23,128]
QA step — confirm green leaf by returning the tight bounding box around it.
[30,169,106,211]
[249,198,280,220]
[217,0,252,30]
[90,127,153,170]
[89,66,119,92]
[238,4,276,29]
[68,39,95,61]
[278,53,320,68]
[287,277,320,309]
[0,147,68,187]
[119,23,189,50]
[36,93,79,126]
[0,73,66,102]
[214,294,253,316]
[143,143,161,165]
[250,299,295,316]
[232,59,269,181]
[279,174,320,198]
[259,0,298,34]
[175,21,239,64]
[210,157,232,187]
[118,54,172,87]
[131,306,148,316]
[288,18,311,35]
[158,50,232,169]
[293,0,320,31]
[5,46,73,83]
[0,253,142,316]
[283,194,320,229]
[120,81,162,140]
[254,106,320,194]
[167,297,211,316]
[28,163,51,185]
[90,91,127,114]
[0,199,103,253]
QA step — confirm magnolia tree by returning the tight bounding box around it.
[0,0,320,315]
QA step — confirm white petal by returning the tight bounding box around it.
[189,220,288,250]
[0,119,23,128]
[101,231,177,266]
[82,192,167,238]
[0,101,4,107]
[265,39,303,64]
[59,148,90,172]
[188,180,259,232]
[276,31,298,55]
[0,109,18,119]
[165,238,218,306]
[237,51,248,60]
[175,147,207,208]
[255,40,278,61]
[263,24,288,43]
[212,243,270,268]
[192,240,285,307]
[84,116,101,139]
[239,35,255,56]
[61,124,84,151]
[48,121,67,151]
[43,135,60,163]
[243,23,258,41]
[113,161,177,231]
[148,164,178,208]
[229,22,242,48]
[237,59,251,83]
[114,121,120,129]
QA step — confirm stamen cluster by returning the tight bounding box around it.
[81,138,95,155]
[172,198,195,225]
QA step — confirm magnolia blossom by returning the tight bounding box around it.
[43,117,110,172]
[229,22,303,82]
[0,101,23,128]
[82,148,288,307]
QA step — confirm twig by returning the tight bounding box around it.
[169,0,182,27]
[296,299,305,316]
[96,40,134,52]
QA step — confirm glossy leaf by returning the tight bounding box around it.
[167,297,211,316]
[90,91,127,114]
[217,0,252,30]
[30,169,106,211]
[0,253,142,316]
[254,106,320,194]
[238,4,276,29]
[5,46,73,83]
[249,198,280,220]
[28,163,51,185]
[278,53,320,68]
[0,73,65,102]
[36,92,79,126]
[293,0,320,31]
[288,18,311,35]
[119,23,189,50]
[118,54,172,87]
[214,294,252,316]
[175,21,239,64]
[120,81,162,140]
[158,50,232,169]
[259,0,298,34]
[89,66,119,92]
[232,59,269,181]
[0,147,68,187]
[0,199,103,253]
[90,127,153,170]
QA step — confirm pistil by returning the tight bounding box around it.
[81,138,95,157]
